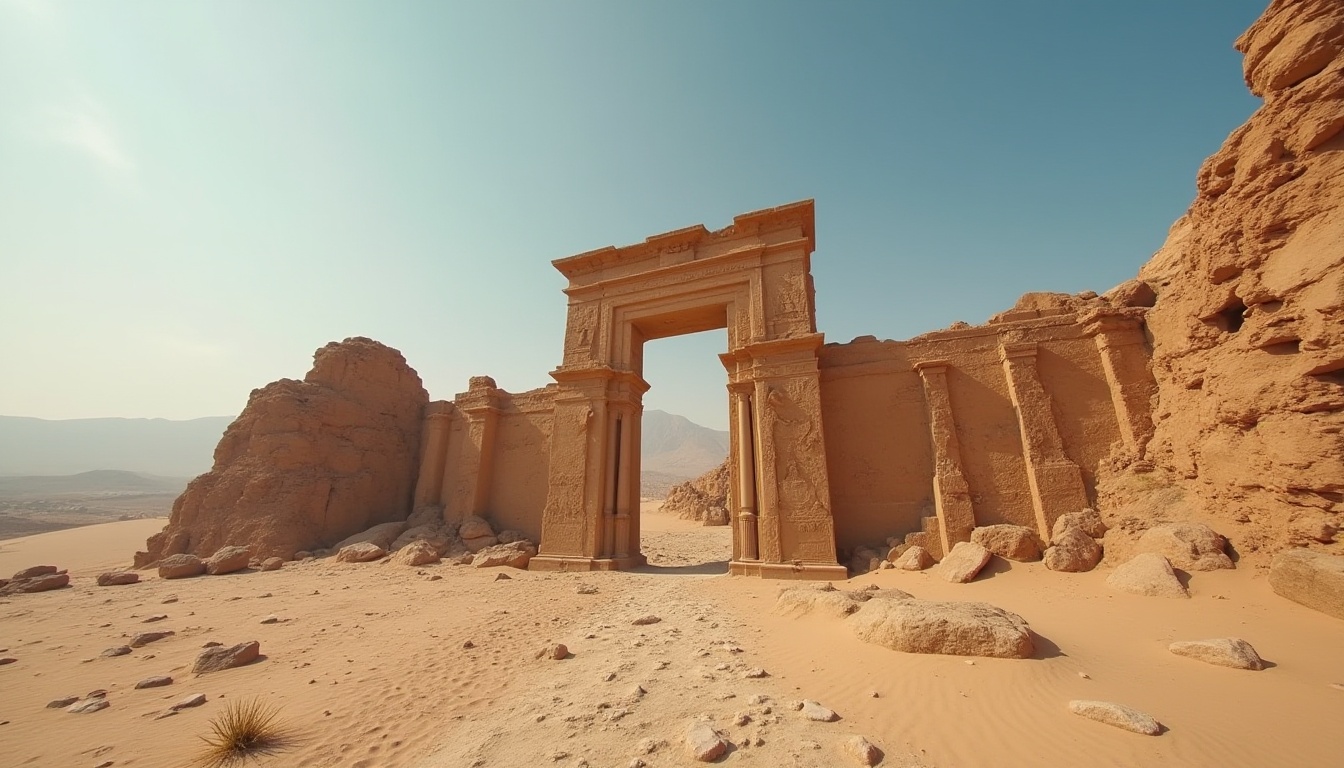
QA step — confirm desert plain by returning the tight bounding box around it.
[2,503,1342,768]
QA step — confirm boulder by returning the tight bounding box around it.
[391,524,455,555]
[776,588,862,619]
[457,515,495,541]
[170,693,207,711]
[130,631,174,648]
[847,598,1035,658]
[192,641,261,674]
[848,546,884,575]
[12,565,57,580]
[800,700,839,722]
[96,572,140,586]
[937,541,992,583]
[66,697,110,714]
[391,540,441,567]
[134,675,174,689]
[971,524,1042,561]
[205,545,251,575]
[1052,509,1108,540]
[333,521,408,552]
[405,505,442,529]
[843,736,883,766]
[1043,528,1102,572]
[1268,549,1344,620]
[133,338,428,565]
[158,554,205,580]
[1067,700,1161,735]
[472,541,537,569]
[536,643,568,660]
[1105,553,1189,598]
[893,545,934,571]
[1136,522,1232,571]
[496,529,525,544]
[1168,638,1265,670]
[464,535,499,553]
[336,542,387,563]
[703,506,730,526]
[685,721,728,762]
[260,557,284,571]
[0,571,70,594]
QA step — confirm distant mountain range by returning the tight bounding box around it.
[0,410,728,493]
[0,469,187,498]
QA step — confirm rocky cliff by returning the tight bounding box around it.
[136,337,428,564]
[661,459,730,523]
[1133,0,1343,556]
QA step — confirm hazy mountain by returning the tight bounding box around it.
[640,409,729,478]
[0,415,233,478]
[0,469,187,498]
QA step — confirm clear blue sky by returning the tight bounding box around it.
[0,0,1266,430]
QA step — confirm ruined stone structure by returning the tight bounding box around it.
[411,202,1156,576]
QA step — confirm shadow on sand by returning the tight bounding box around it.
[633,560,730,576]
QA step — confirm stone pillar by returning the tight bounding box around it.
[601,407,619,557]
[999,342,1090,540]
[452,377,503,520]
[412,402,454,510]
[613,409,633,559]
[914,360,976,556]
[734,389,760,561]
[1083,310,1156,459]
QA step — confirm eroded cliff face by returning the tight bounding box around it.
[1136,0,1344,555]
[661,459,731,523]
[136,337,428,564]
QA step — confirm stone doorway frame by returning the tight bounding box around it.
[528,200,847,579]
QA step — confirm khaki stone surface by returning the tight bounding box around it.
[1269,548,1344,620]
[204,545,251,575]
[1067,700,1162,736]
[893,545,934,571]
[971,524,1042,562]
[1136,523,1233,572]
[1044,528,1102,573]
[1105,553,1189,598]
[1168,638,1265,670]
[156,554,204,580]
[336,542,387,563]
[846,598,1036,659]
[937,541,992,583]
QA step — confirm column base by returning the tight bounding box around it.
[729,560,848,580]
[529,554,648,572]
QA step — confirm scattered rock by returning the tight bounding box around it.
[848,598,1035,658]
[1105,553,1189,598]
[743,668,768,678]
[334,521,411,553]
[464,534,500,553]
[66,697,110,714]
[1044,528,1102,573]
[472,540,537,569]
[0,571,70,594]
[260,615,280,625]
[192,640,261,674]
[1067,700,1161,735]
[685,721,728,762]
[1269,549,1344,620]
[130,631,174,648]
[96,572,140,587]
[937,541,992,583]
[169,693,207,711]
[494,573,512,581]
[47,696,79,708]
[1052,509,1108,540]
[1136,522,1232,571]
[135,675,173,689]
[576,584,598,595]
[632,615,662,626]
[776,588,862,618]
[335,542,387,563]
[971,524,1042,561]
[800,700,839,722]
[392,540,441,567]
[100,646,131,658]
[893,545,934,571]
[142,614,168,623]
[158,554,205,580]
[843,735,883,766]
[537,643,568,660]
[458,515,495,540]
[260,557,284,571]
[1168,638,1265,670]
[205,545,252,575]
[12,565,57,580]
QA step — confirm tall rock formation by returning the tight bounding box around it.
[136,337,429,564]
[661,458,731,523]
[1136,0,1343,554]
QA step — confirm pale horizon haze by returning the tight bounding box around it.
[1,1,1267,430]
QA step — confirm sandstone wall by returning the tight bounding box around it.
[136,337,428,564]
[1136,0,1344,556]
[413,379,556,543]
[819,293,1148,558]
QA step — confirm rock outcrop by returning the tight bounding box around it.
[661,458,730,523]
[1269,548,1344,619]
[847,598,1036,659]
[136,338,428,565]
[1134,0,1344,559]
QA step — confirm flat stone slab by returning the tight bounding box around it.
[1168,638,1264,670]
[848,598,1035,658]
[971,524,1042,562]
[1269,549,1344,620]
[192,640,260,674]
[685,721,728,762]
[938,541,992,583]
[800,700,839,722]
[1068,700,1161,735]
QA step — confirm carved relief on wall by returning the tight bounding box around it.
[765,385,827,524]
[563,304,600,366]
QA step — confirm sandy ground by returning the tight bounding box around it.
[1,506,1342,767]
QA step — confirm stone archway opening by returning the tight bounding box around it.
[638,329,733,573]
[527,200,847,579]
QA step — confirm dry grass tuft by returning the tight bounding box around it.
[195,698,292,767]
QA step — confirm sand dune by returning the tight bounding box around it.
[1,510,1341,767]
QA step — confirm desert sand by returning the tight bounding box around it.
[0,505,1341,767]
